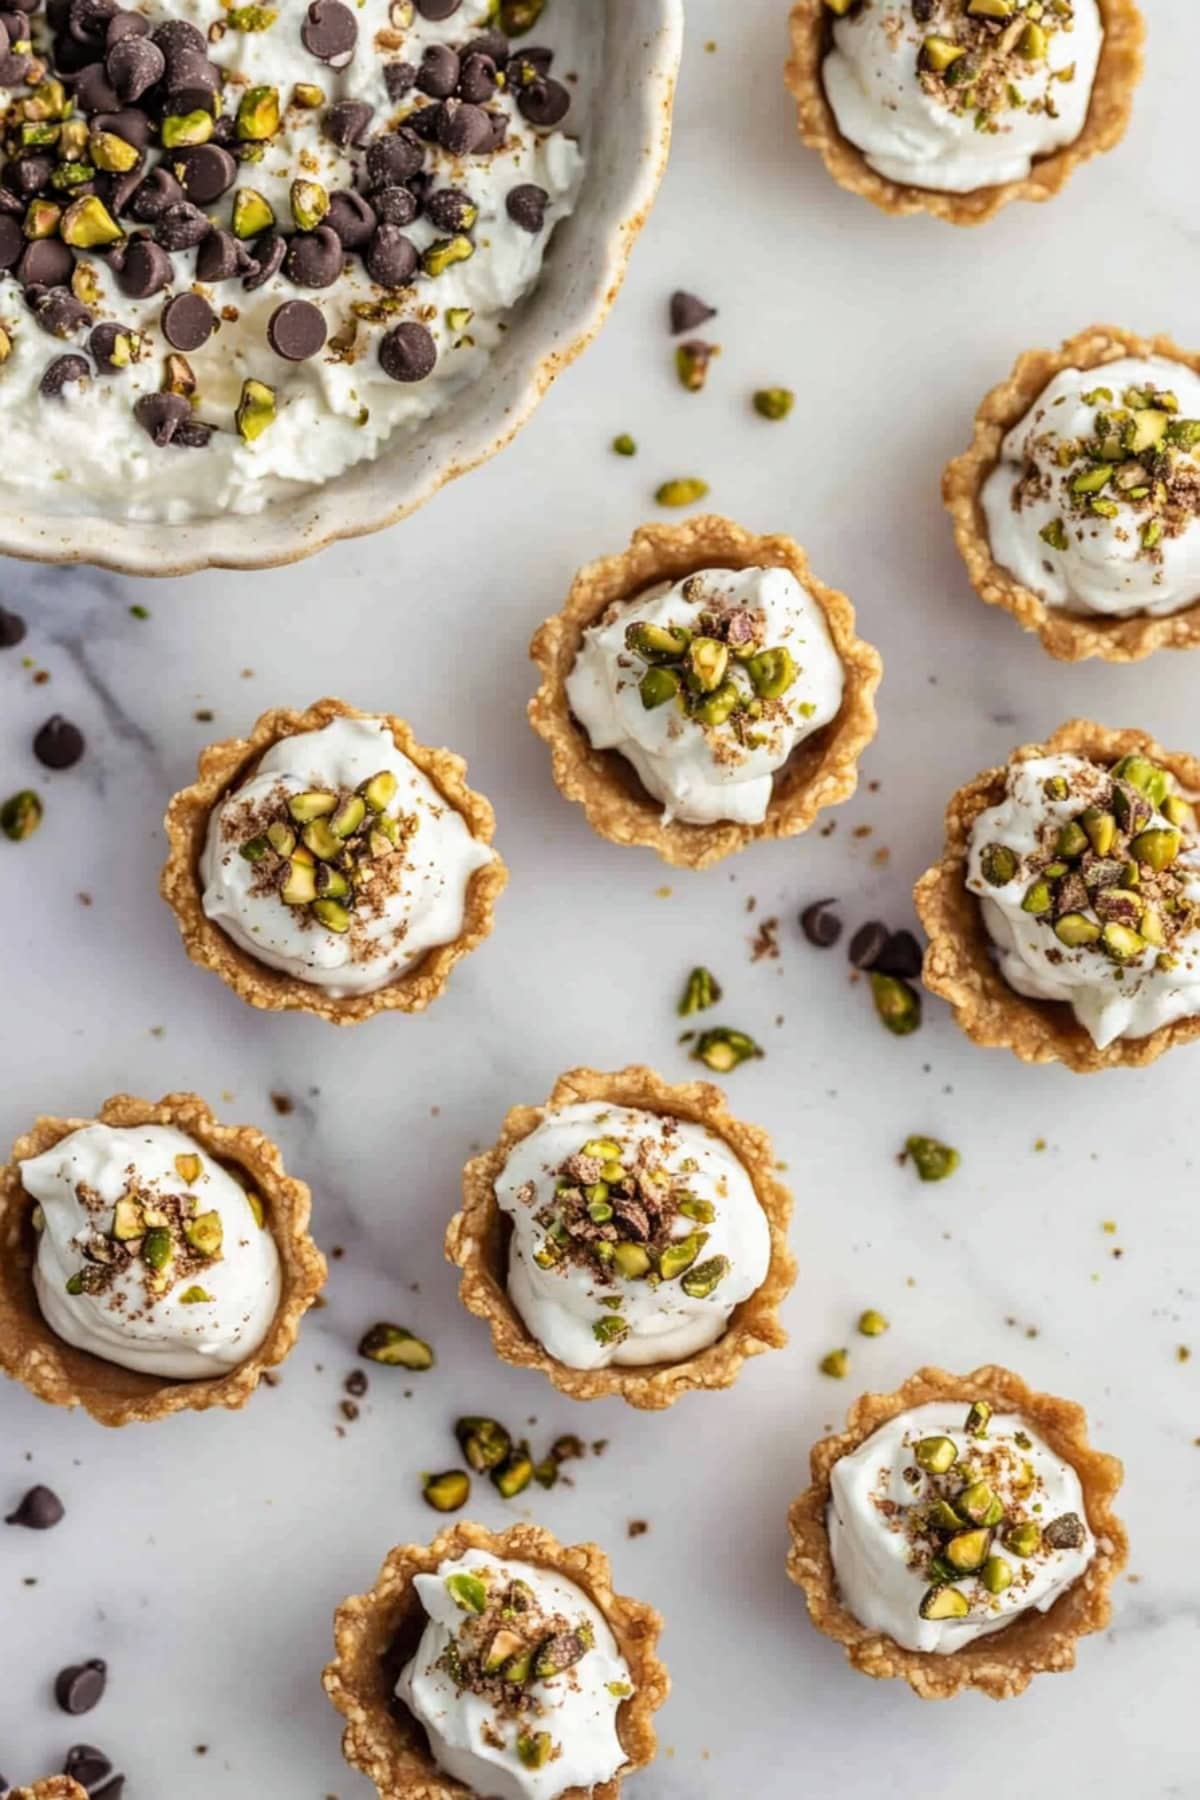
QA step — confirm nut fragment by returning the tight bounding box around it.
[905,1135,960,1182]
[1,790,42,841]
[422,1469,470,1512]
[358,1323,434,1369]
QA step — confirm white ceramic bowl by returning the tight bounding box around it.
[1,1,682,577]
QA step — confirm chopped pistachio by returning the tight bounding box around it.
[592,1314,630,1347]
[292,82,325,108]
[655,477,709,508]
[1019,19,1049,57]
[1039,518,1069,551]
[611,1241,652,1279]
[678,965,721,1017]
[611,432,637,456]
[1054,912,1102,948]
[516,1733,554,1771]
[871,973,921,1036]
[237,84,281,140]
[905,1135,960,1182]
[746,646,798,699]
[232,186,275,238]
[236,377,276,442]
[290,177,329,231]
[184,1210,223,1257]
[753,386,795,421]
[445,1571,488,1614]
[1112,754,1169,807]
[1101,921,1145,964]
[1,790,42,842]
[89,128,139,172]
[692,1027,762,1072]
[179,1285,214,1305]
[456,1416,512,1473]
[676,339,718,392]
[1004,1520,1042,1557]
[60,195,121,248]
[423,233,474,278]
[422,1469,470,1512]
[957,1480,1004,1527]
[964,1399,992,1437]
[162,111,214,148]
[980,1555,1013,1594]
[820,1347,849,1378]
[112,1197,145,1241]
[246,1190,266,1229]
[142,1226,173,1271]
[685,635,729,693]
[919,1584,969,1621]
[638,666,680,710]
[1129,827,1180,872]
[228,4,278,27]
[691,680,741,727]
[980,842,1018,887]
[492,1449,535,1498]
[922,35,966,72]
[680,1254,730,1299]
[174,1152,202,1185]
[915,1436,957,1475]
[943,1527,991,1573]
[358,1324,435,1369]
[857,1308,889,1337]
[280,857,317,905]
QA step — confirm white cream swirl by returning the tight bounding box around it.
[497,1100,770,1371]
[565,566,844,826]
[199,715,495,997]
[966,753,1200,1047]
[828,1402,1095,1654]
[22,1122,280,1380]
[823,0,1102,195]
[982,358,1200,618]
[396,1550,631,1800]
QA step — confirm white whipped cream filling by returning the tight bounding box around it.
[823,1,1102,194]
[982,358,1200,618]
[967,753,1200,1047]
[497,1100,771,1371]
[200,715,494,997]
[0,1,587,521]
[22,1122,280,1380]
[565,566,844,826]
[828,1402,1095,1654]
[396,1550,630,1800]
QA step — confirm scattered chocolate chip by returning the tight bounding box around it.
[55,1658,107,1715]
[155,200,211,251]
[92,107,151,150]
[505,182,548,232]
[0,606,27,648]
[466,29,508,61]
[285,223,343,289]
[669,289,717,335]
[345,1369,368,1398]
[152,17,206,59]
[873,928,923,980]
[324,188,377,248]
[127,166,184,223]
[171,143,237,205]
[366,127,423,189]
[417,42,459,98]
[365,223,417,289]
[33,715,85,769]
[18,237,74,289]
[107,10,150,45]
[105,33,164,101]
[133,389,189,445]
[90,318,137,373]
[383,60,417,100]
[64,1743,119,1795]
[0,212,23,270]
[516,76,570,129]
[415,0,461,15]
[5,1483,65,1528]
[267,298,326,362]
[302,0,357,64]
[74,61,121,113]
[800,897,842,949]
[161,291,215,352]
[241,229,285,290]
[116,235,172,297]
[173,417,214,449]
[31,286,91,339]
[437,97,492,155]
[195,226,241,282]
[425,186,474,232]
[458,51,498,103]
[848,920,890,971]
[323,97,373,148]
[379,319,436,383]
[408,99,443,141]
[164,47,220,114]
[40,353,91,399]
[373,184,419,227]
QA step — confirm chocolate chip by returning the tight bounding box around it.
[848,920,890,970]
[73,59,120,113]
[301,0,357,64]
[195,226,241,282]
[34,714,86,769]
[365,127,423,189]
[379,319,436,383]
[437,98,492,154]
[33,287,91,338]
[0,49,30,82]
[417,42,459,98]
[91,106,150,148]
[161,291,215,351]
[70,0,119,46]
[324,188,376,249]
[133,389,189,445]
[64,1744,116,1792]
[94,1776,126,1799]
[151,17,205,59]
[6,1484,65,1528]
[458,51,498,102]
[669,289,717,335]
[55,1658,107,1714]
[0,212,21,269]
[322,97,373,148]
[163,47,219,114]
[241,228,285,290]
[18,237,73,289]
[800,897,842,949]
[516,76,570,129]
[155,200,210,250]
[285,223,343,288]
[425,186,474,232]
[372,184,418,227]
[116,234,171,296]
[0,606,27,648]
[383,59,416,99]
[267,298,326,362]
[107,9,149,45]
[873,928,923,980]
[88,319,134,371]
[505,182,548,232]
[415,0,460,15]
[173,417,213,449]
[104,160,146,216]
[171,143,236,204]
[105,32,163,101]
[508,45,554,77]
[364,223,417,289]
[9,152,54,197]
[408,99,443,141]
[126,165,182,221]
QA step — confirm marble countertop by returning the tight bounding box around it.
[1,2,1197,1796]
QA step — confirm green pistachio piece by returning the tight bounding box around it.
[591,1315,630,1347]
[302,819,341,861]
[1127,408,1168,455]
[423,233,474,278]
[693,1026,762,1072]
[968,0,1014,16]
[1167,418,1200,450]
[753,386,795,421]
[501,1644,534,1683]
[1039,518,1069,552]
[329,794,366,839]
[1071,462,1113,496]
[483,1626,526,1672]
[162,110,214,149]
[60,195,121,248]
[422,1469,470,1512]
[1101,921,1145,963]
[24,197,61,238]
[1004,1521,1042,1557]
[691,680,741,727]
[1129,827,1181,871]
[1056,820,1089,860]
[179,1285,214,1305]
[65,1271,87,1296]
[266,821,296,856]
[455,1416,512,1473]
[980,843,1018,887]
[625,621,691,662]
[820,1347,849,1378]
[445,1570,488,1614]
[678,1196,716,1223]
[1054,912,1102,948]
[1112,755,1169,807]
[1022,879,1055,916]
[240,835,270,863]
[492,1450,535,1498]
[289,791,337,824]
[685,635,729,694]
[611,1242,652,1279]
[533,1456,558,1490]
[1162,794,1192,828]
[246,1190,265,1229]
[857,1308,889,1337]
[314,864,350,899]
[236,377,276,443]
[516,1732,554,1771]
[964,1400,992,1437]
[360,769,398,813]
[922,35,966,72]
[580,1137,622,1160]
[656,477,710,508]
[919,1584,970,1621]
[1019,19,1049,57]
[1140,905,1166,948]
[915,1436,958,1475]
[676,340,717,392]
[905,1135,959,1182]
[981,1555,1013,1594]
[280,857,317,905]
[611,432,637,456]
[237,85,280,140]
[291,177,329,231]
[678,965,721,1016]
[499,0,546,33]
[534,1626,593,1679]
[924,1499,965,1533]
[680,1254,730,1298]
[89,128,139,172]
[229,3,279,25]
[746,646,798,700]
[943,1527,991,1573]
[639,666,680,710]
[232,187,275,238]
[1080,807,1117,855]
[957,1481,1004,1528]
[358,1324,435,1369]
[183,1210,223,1257]
[1,790,43,841]
[111,1197,145,1241]
[174,1153,202,1185]
[292,79,325,107]
[1141,518,1165,550]
[871,972,921,1036]
[142,1225,174,1271]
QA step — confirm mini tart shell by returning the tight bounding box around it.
[161,696,507,1025]
[786,1363,1127,1701]
[945,325,1200,661]
[784,0,1144,226]
[445,1063,796,1410]
[323,1519,669,1800]
[914,720,1200,1072]
[528,517,881,869]
[0,1092,326,1427]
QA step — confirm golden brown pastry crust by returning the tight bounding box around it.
[13,1782,88,1800]
[161,696,507,1024]
[784,0,1144,226]
[528,517,881,869]
[945,325,1200,661]
[0,1092,326,1426]
[914,720,1200,1071]
[323,1520,669,1800]
[445,1064,796,1410]
[786,1363,1127,1700]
